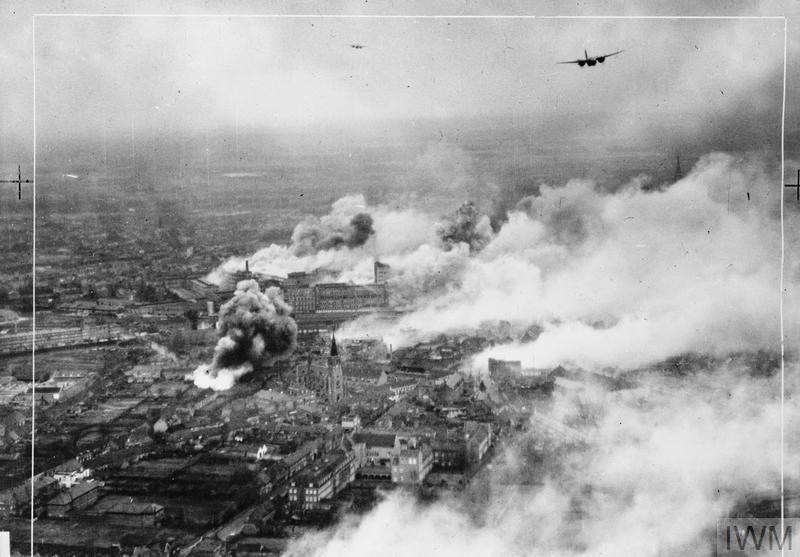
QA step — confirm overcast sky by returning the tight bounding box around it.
[1,1,799,156]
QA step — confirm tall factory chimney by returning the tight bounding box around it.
[674,154,683,182]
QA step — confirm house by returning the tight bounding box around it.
[388,378,418,397]
[465,421,492,466]
[0,406,26,442]
[50,458,91,488]
[352,432,397,467]
[46,480,100,518]
[431,439,467,471]
[0,475,60,517]
[32,383,63,404]
[84,497,165,528]
[231,537,287,557]
[391,444,433,485]
[282,441,319,476]
[341,414,362,432]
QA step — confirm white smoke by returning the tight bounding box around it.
[207,194,439,285]
[210,152,796,372]
[190,360,253,391]
[384,153,791,371]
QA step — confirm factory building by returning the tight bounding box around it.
[315,283,387,312]
[283,282,388,314]
[285,285,315,313]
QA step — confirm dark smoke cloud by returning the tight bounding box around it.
[436,202,493,253]
[291,200,375,256]
[347,213,375,247]
[489,175,542,232]
[190,280,297,390]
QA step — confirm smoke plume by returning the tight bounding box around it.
[354,152,797,369]
[190,280,297,390]
[436,201,493,253]
[291,196,375,256]
[206,194,439,286]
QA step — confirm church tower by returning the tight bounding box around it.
[326,334,345,404]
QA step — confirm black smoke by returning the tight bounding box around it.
[291,212,375,255]
[190,280,297,389]
[436,202,493,253]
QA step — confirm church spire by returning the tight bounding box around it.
[326,333,344,404]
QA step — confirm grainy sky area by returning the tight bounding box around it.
[1,0,799,158]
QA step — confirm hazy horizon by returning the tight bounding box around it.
[0,14,793,157]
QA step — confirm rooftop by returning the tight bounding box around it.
[352,432,396,448]
[46,481,99,506]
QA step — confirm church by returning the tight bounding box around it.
[325,335,345,404]
[302,334,346,404]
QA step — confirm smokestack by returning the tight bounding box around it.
[206,300,214,316]
[0,531,10,557]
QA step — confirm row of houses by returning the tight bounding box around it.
[33,479,166,527]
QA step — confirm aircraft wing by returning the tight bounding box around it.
[557,59,583,64]
[599,50,624,58]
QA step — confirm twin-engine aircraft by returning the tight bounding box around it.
[559,49,624,67]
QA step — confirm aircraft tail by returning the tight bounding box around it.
[584,49,588,60]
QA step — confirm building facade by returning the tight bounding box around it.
[374,261,391,284]
[282,283,388,314]
[287,452,355,511]
[46,481,100,518]
[391,444,433,485]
